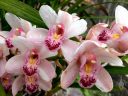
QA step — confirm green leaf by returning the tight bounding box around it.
[105,66,128,75]
[0,0,46,27]
[0,84,6,96]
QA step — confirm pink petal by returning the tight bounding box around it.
[5,55,24,75]
[61,61,79,89]
[38,77,52,91]
[12,76,24,96]
[39,43,57,58]
[2,45,9,57]
[57,10,73,31]
[12,36,34,53]
[0,59,6,77]
[5,13,21,28]
[38,59,56,82]
[61,40,80,62]
[95,66,113,92]
[115,5,128,26]
[20,19,32,32]
[0,31,9,38]
[93,47,123,66]
[66,19,87,38]
[26,28,48,42]
[39,5,57,28]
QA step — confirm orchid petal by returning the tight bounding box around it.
[12,36,34,53]
[5,13,21,28]
[38,59,56,82]
[6,55,24,75]
[20,19,32,32]
[38,77,52,91]
[95,66,113,92]
[0,31,9,38]
[39,43,57,58]
[57,10,73,31]
[12,76,24,96]
[39,5,57,28]
[115,5,128,26]
[94,47,123,66]
[61,40,79,62]
[0,59,6,77]
[27,28,48,42]
[61,61,79,89]
[66,19,87,38]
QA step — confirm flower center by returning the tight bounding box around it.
[112,33,120,39]
[23,49,39,76]
[25,74,38,93]
[79,54,97,88]
[45,24,64,51]
[1,74,12,90]
[121,26,128,33]
[98,30,110,42]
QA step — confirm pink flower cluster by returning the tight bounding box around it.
[0,5,127,96]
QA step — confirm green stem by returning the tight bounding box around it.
[45,84,61,96]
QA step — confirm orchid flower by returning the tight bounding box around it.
[106,5,128,56]
[1,73,14,91]
[61,40,123,92]
[38,5,87,62]
[0,13,33,48]
[5,36,56,96]
[86,6,128,56]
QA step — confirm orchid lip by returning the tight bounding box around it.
[45,24,64,51]
[98,30,110,42]
[23,50,39,76]
[80,75,96,88]
[25,74,39,93]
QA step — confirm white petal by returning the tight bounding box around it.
[5,55,24,75]
[39,5,57,28]
[26,28,48,42]
[115,5,128,26]
[12,76,24,96]
[61,61,79,89]
[38,59,56,82]
[39,42,57,58]
[66,19,87,38]
[61,40,79,62]
[20,18,32,32]
[38,77,52,91]
[95,66,113,92]
[0,59,6,77]
[12,36,34,53]
[5,13,21,28]
[57,10,73,31]
[94,48,123,66]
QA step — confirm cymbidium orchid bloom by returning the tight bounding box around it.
[61,40,123,92]
[106,5,128,56]
[1,73,13,91]
[86,6,128,56]
[0,13,33,49]
[39,5,87,62]
[5,36,56,96]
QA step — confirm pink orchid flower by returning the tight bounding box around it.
[61,40,123,92]
[38,5,87,62]
[106,5,128,56]
[5,36,56,96]
[86,6,128,56]
[0,13,33,48]
[1,73,14,91]
[86,23,111,44]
